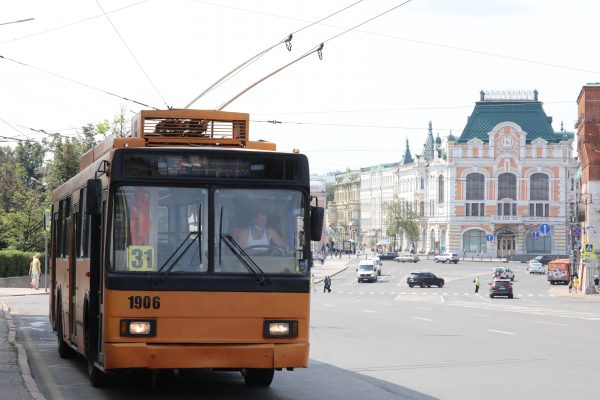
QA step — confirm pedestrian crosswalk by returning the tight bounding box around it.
[323,291,554,298]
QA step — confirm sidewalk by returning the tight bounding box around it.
[0,275,46,400]
[549,283,600,300]
[311,254,358,283]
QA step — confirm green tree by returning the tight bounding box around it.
[384,200,420,248]
[15,141,46,189]
[0,188,45,251]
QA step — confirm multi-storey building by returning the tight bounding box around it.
[327,169,361,243]
[332,90,579,259]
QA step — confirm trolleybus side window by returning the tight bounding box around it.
[110,185,208,273]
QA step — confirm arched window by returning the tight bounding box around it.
[438,175,444,203]
[530,173,549,201]
[462,229,485,253]
[498,173,516,200]
[466,173,484,200]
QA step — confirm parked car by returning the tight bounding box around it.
[377,252,398,260]
[395,253,420,263]
[528,259,545,274]
[357,260,378,282]
[407,272,444,288]
[434,252,459,264]
[489,279,513,298]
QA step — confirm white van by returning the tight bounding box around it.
[357,260,378,282]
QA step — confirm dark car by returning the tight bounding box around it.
[489,279,513,298]
[533,255,553,265]
[407,272,444,288]
[377,252,398,260]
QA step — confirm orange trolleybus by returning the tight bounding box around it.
[49,109,324,387]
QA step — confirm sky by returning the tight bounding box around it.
[1,0,599,175]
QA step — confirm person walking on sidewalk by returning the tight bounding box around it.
[473,275,480,293]
[573,275,579,293]
[323,276,332,293]
[311,274,317,292]
[29,253,41,290]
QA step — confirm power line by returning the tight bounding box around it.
[0,54,160,109]
[0,1,150,45]
[0,18,34,26]
[217,0,415,110]
[184,0,366,108]
[95,0,169,108]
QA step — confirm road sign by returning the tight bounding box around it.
[532,231,540,239]
[584,243,594,254]
[540,224,550,235]
[485,234,494,242]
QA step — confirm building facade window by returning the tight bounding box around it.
[466,173,485,200]
[419,201,425,216]
[497,202,517,216]
[420,177,425,190]
[438,175,444,203]
[498,173,516,200]
[462,229,486,253]
[526,231,551,254]
[530,173,549,201]
[466,202,485,216]
[529,203,549,217]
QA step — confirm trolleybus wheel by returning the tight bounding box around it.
[88,360,109,387]
[242,368,274,387]
[57,303,75,359]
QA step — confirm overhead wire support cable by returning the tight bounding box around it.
[217,0,414,111]
[0,18,34,26]
[217,43,324,111]
[95,0,169,109]
[184,0,366,109]
[0,54,159,109]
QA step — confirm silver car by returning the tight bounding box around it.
[434,252,459,264]
[395,253,420,263]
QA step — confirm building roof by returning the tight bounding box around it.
[421,121,435,161]
[401,138,413,164]
[457,91,566,144]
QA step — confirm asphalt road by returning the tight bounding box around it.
[3,260,599,399]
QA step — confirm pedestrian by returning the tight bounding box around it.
[573,275,579,293]
[324,275,332,293]
[318,252,325,265]
[594,275,600,293]
[311,274,317,292]
[473,275,480,293]
[568,276,573,293]
[29,253,41,290]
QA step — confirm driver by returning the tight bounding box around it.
[234,211,288,255]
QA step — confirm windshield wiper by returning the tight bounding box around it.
[220,233,270,285]
[157,231,199,278]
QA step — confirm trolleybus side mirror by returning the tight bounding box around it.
[86,179,103,215]
[310,206,324,241]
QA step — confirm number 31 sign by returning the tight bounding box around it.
[127,246,156,272]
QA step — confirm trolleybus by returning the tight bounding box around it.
[49,109,324,387]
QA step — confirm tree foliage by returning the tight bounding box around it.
[0,111,121,252]
[384,199,420,248]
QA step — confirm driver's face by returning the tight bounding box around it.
[252,212,267,228]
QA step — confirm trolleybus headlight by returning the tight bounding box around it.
[120,319,156,337]
[263,320,298,338]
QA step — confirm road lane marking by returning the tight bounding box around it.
[413,306,433,311]
[413,317,433,322]
[440,295,445,303]
[488,329,516,335]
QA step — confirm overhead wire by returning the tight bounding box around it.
[95,0,169,108]
[0,1,150,46]
[217,0,415,110]
[0,54,160,109]
[184,0,366,108]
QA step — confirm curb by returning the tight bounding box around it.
[1,302,46,400]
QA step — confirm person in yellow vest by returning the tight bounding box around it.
[29,253,41,290]
[473,275,481,293]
